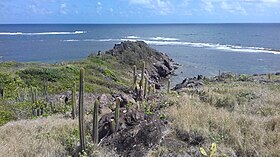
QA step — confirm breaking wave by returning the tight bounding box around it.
[0,31,86,36]
[61,35,280,55]
[144,40,280,54]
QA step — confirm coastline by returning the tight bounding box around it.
[1,41,280,156]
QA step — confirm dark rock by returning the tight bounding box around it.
[154,62,171,78]
[100,118,167,157]
[105,41,177,86]
[173,77,204,91]
[276,72,280,75]
[176,129,205,146]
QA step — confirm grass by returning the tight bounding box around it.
[0,114,117,157]
[163,80,280,156]
[0,115,76,157]
[0,54,133,126]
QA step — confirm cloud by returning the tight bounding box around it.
[96,1,102,14]
[201,0,214,12]
[220,1,246,14]
[29,3,52,15]
[128,0,173,15]
[60,3,67,15]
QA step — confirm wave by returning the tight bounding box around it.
[62,39,80,42]
[149,37,179,41]
[0,31,86,36]
[61,37,280,55]
[126,36,140,39]
[143,40,280,54]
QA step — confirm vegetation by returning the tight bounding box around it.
[0,54,132,126]
[162,76,280,156]
[0,42,279,156]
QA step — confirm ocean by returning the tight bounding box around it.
[0,24,280,84]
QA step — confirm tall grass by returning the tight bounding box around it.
[166,82,280,156]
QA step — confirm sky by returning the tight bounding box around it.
[0,0,279,24]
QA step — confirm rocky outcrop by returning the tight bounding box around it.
[99,111,168,157]
[105,41,178,86]
[173,75,204,91]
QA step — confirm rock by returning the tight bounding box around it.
[112,93,136,108]
[276,72,280,75]
[105,41,177,86]
[154,62,171,78]
[98,94,112,109]
[100,118,167,157]
[176,129,205,146]
[173,77,204,91]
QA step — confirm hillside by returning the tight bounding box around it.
[0,41,280,157]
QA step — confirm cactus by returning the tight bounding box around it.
[72,82,77,119]
[218,70,221,81]
[78,68,86,152]
[133,65,137,89]
[44,79,49,102]
[167,79,171,94]
[152,84,156,94]
[140,61,145,89]
[109,119,116,133]
[115,97,121,131]
[268,73,271,80]
[148,84,152,96]
[31,87,35,104]
[144,77,148,98]
[93,100,99,145]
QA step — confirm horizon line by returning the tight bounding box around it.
[0,22,280,25]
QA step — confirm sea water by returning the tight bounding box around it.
[0,24,280,84]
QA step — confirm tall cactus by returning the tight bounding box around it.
[72,82,77,119]
[148,84,152,96]
[44,79,49,102]
[133,65,137,90]
[167,79,171,94]
[152,84,156,94]
[115,97,121,131]
[31,86,35,104]
[93,100,99,145]
[144,77,148,98]
[78,68,86,152]
[140,61,145,89]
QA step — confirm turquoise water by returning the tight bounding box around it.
[0,24,280,83]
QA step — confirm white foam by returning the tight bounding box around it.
[149,37,179,41]
[120,39,137,42]
[143,40,280,55]
[62,39,80,42]
[0,31,86,36]
[126,36,140,39]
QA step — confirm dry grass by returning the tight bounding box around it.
[0,115,77,157]
[165,82,280,156]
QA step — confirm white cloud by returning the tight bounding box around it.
[220,1,246,14]
[201,0,214,12]
[60,3,67,14]
[96,1,102,14]
[128,0,173,15]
